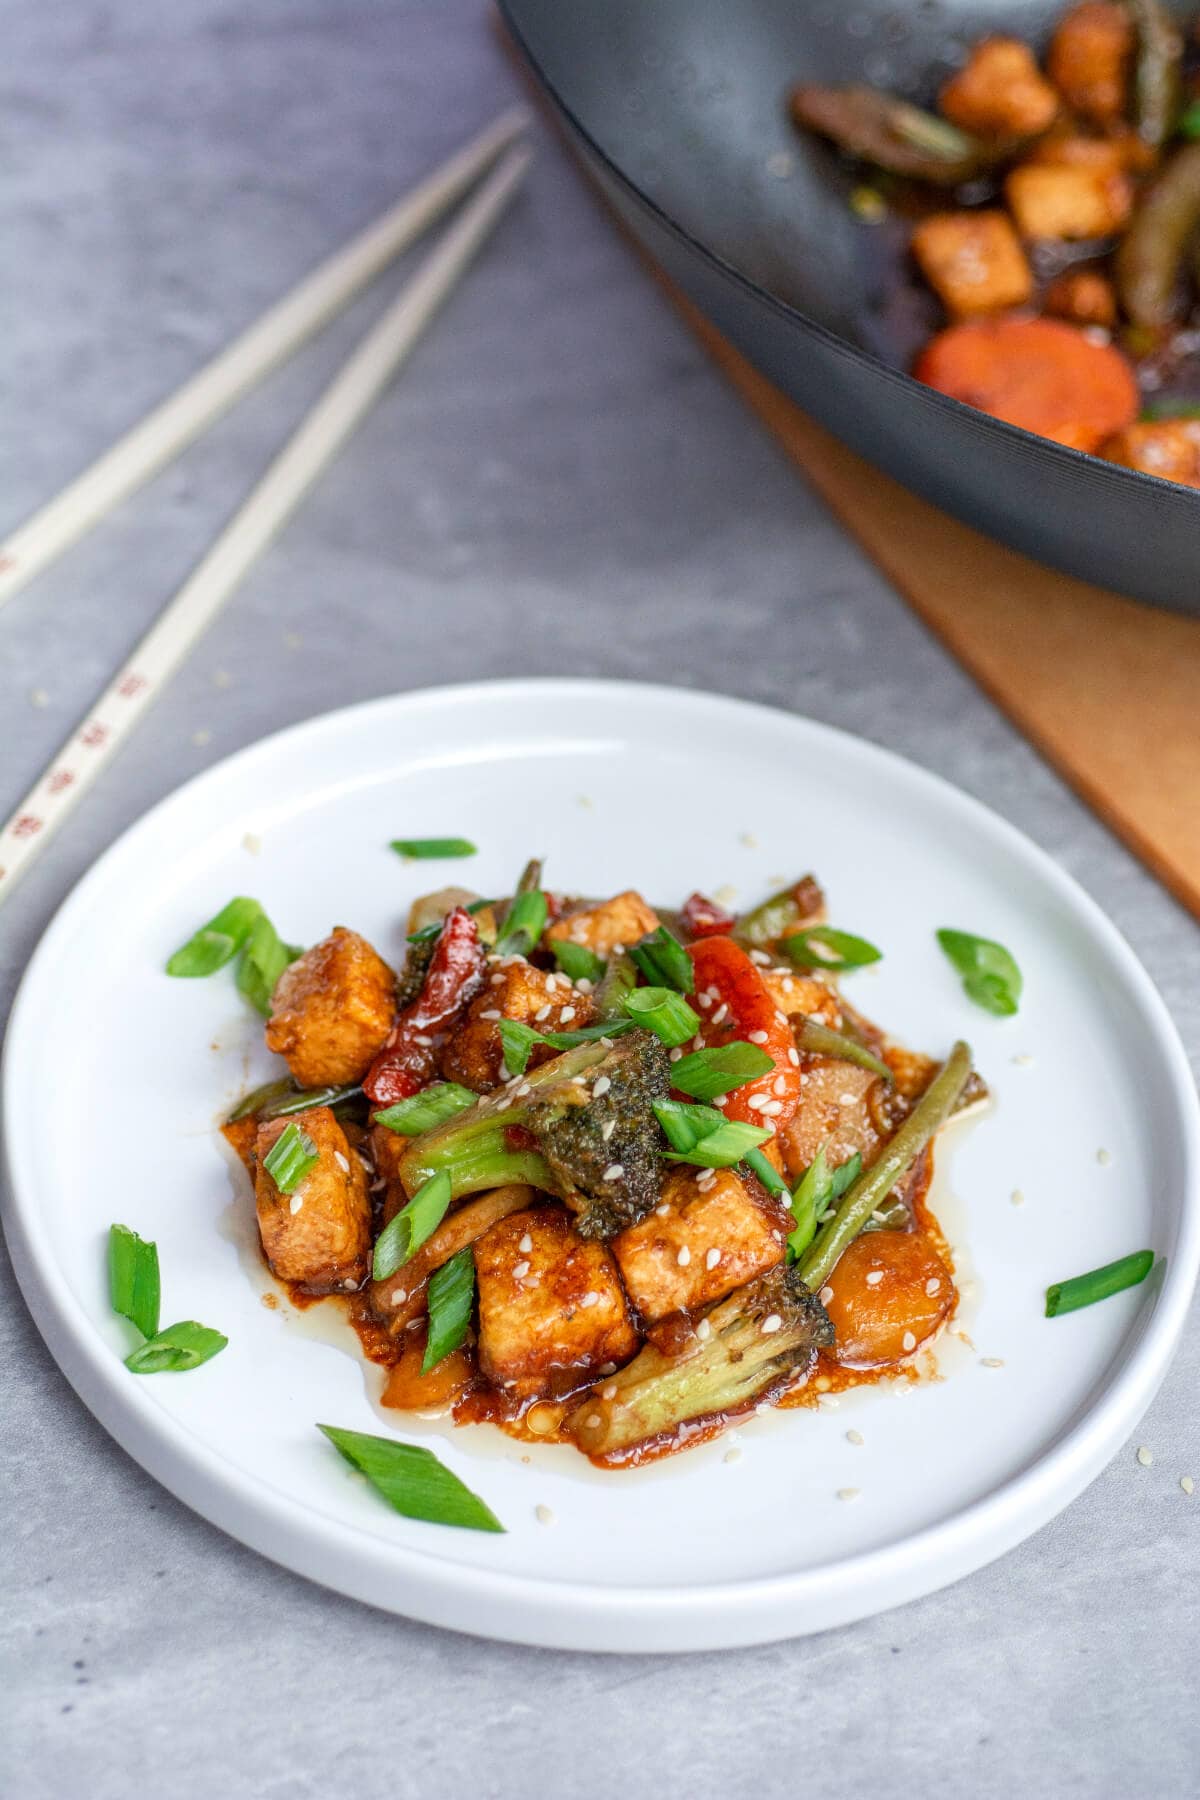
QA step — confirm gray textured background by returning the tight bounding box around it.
[3,3,1197,1794]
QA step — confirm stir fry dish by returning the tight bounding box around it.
[215,864,986,1469]
[791,1,1200,484]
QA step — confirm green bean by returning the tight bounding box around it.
[736,875,822,948]
[793,1016,893,1082]
[226,1080,362,1123]
[593,947,638,1023]
[789,84,989,185]
[1129,0,1182,152]
[1116,141,1200,327]
[798,1040,972,1290]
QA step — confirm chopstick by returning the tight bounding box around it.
[0,106,529,613]
[0,144,532,905]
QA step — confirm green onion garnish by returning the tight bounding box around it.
[623,986,700,1049]
[374,1083,478,1136]
[551,939,606,984]
[108,1224,161,1341]
[166,896,265,977]
[540,1020,636,1048]
[1178,98,1200,139]
[390,838,477,860]
[372,1171,453,1280]
[262,1122,319,1194]
[422,1247,476,1372]
[629,925,694,994]
[653,1097,730,1152]
[671,1041,774,1100]
[125,1321,228,1374]
[786,1145,861,1262]
[1045,1249,1154,1318]
[317,1424,503,1532]
[498,1018,541,1077]
[236,913,301,1016]
[741,1146,789,1198]
[407,897,498,943]
[653,1098,772,1169]
[781,927,882,972]
[493,890,548,958]
[936,928,1022,1017]
[228,1080,362,1124]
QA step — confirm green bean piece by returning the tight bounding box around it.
[1129,0,1182,151]
[736,883,811,948]
[789,84,990,184]
[1116,141,1200,327]
[798,1041,973,1291]
[593,947,638,1023]
[793,1017,893,1082]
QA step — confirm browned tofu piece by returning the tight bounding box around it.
[612,1167,785,1325]
[1044,266,1117,327]
[547,890,659,958]
[1102,420,1200,488]
[369,1120,409,1224]
[779,1059,886,1184]
[220,1114,258,1176]
[1005,163,1130,238]
[1047,2,1133,124]
[939,38,1059,139]
[265,927,395,1088]
[441,961,595,1092]
[474,1208,638,1400]
[757,964,842,1028]
[255,1106,372,1292]
[1027,132,1128,177]
[910,211,1033,317]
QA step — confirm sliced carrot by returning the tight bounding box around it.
[913,316,1138,452]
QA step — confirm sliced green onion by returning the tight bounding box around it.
[742,1146,789,1198]
[831,1151,863,1199]
[793,1017,892,1081]
[166,897,263,977]
[108,1224,161,1341]
[936,928,1022,1017]
[374,1083,478,1136]
[236,912,301,1016]
[551,939,606,984]
[787,1146,833,1262]
[653,1097,730,1153]
[593,947,638,1023]
[629,925,694,994]
[664,1119,774,1170]
[262,1122,319,1194]
[317,1424,503,1532]
[1045,1250,1154,1317]
[781,927,882,972]
[228,1080,363,1123]
[125,1321,227,1374]
[623,985,700,1049]
[422,1247,476,1372]
[671,1041,774,1100]
[372,1171,453,1280]
[407,897,498,943]
[539,1020,636,1049]
[498,1018,541,1077]
[390,838,477,860]
[493,890,548,958]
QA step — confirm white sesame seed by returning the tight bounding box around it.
[846,1429,864,1446]
[837,1092,857,1107]
[761,1313,783,1334]
[837,1487,860,1502]
[535,1504,556,1526]
[712,1003,729,1025]
[576,977,593,993]
[580,1291,600,1308]
[712,1093,729,1108]
[669,1046,683,1062]
[902,1331,916,1352]
[191,728,211,747]
[516,1081,532,1098]
[491,972,506,986]
[334,1151,350,1174]
[819,1286,833,1304]
[696,1317,712,1340]
[600,1037,614,1050]
[724,1446,742,1463]
[1097,1147,1113,1167]
[602,1163,625,1181]
[788,1047,800,1067]
[656,1203,671,1216]
[980,1356,1005,1369]
[677,1246,691,1267]
[772,1075,787,1096]
[584,1413,602,1429]
[560,1006,577,1024]
[1136,1445,1153,1467]
[289,1194,303,1214]
[925,1278,941,1296]
[819,1206,836,1222]
[1181,1475,1194,1495]
[512,1260,531,1280]
[818,1393,839,1409]
[760,1099,783,1116]
[601,1119,616,1141]
[747,1094,770,1111]
[592,1075,612,1098]
[705,1247,721,1270]
[1011,1052,1034,1067]
[865,1270,884,1287]
[480,1008,501,1020]
[869,1209,890,1224]
[518,1233,533,1254]
[748,1029,769,1045]
[29,687,49,708]
[1011,1188,1025,1206]
[534,1005,552,1022]
[600,1382,619,1400]
[749,949,771,965]
[740,831,758,848]
[390,1288,408,1304]
[242,832,261,855]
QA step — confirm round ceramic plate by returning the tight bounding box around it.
[4,680,1197,1652]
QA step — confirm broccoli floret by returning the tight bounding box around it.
[397,1029,671,1237]
[565,1265,834,1463]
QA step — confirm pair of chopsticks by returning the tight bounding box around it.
[0,109,532,904]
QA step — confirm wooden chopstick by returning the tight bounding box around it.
[0,106,529,613]
[0,144,532,904]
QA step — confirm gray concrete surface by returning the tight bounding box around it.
[2,3,1197,1795]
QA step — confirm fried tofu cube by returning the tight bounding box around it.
[939,38,1059,139]
[1005,163,1131,238]
[910,211,1033,316]
[547,890,660,959]
[474,1208,638,1400]
[441,961,596,1092]
[1028,132,1128,177]
[255,1106,371,1292]
[612,1168,785,1325]
[1102,420,1200,488]
[757,964,842,1028]
[265,926,395,1088]
[1047,2,1133,124]
[1044,266,1117,327]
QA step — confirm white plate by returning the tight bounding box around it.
[4,680,1198,1652]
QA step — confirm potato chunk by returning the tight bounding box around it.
[823,1230,954,1367]
[1047,2,1133,124]
[547,890,659,958]
[442,961,594,1092]
[255,1106,371,1292]
[910,211,1033,316]
[612,1167,785,1325]
[265,927,395,1088]
[1102,420,1200,488]
[939,38,1059,139]
[474,1208,638,1400]
[1005,163,1130,238]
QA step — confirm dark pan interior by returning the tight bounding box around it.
[503,0,1200,612]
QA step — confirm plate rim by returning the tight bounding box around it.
[4,676,1198,1652]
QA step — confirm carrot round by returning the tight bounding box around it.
[914,317,1139,453]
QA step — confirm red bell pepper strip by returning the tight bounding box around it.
[686,935,802,1130]
[680,891,736,939]
[364,907,486,1106]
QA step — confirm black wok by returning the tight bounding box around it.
[501,0,1200,613]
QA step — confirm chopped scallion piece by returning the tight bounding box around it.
[317,1424,503,1532]
[671,1041,774,1100]
[372,1171,453,1280]
[108,1224,161,1341]
[125,1321,227,1374]
[785,1145,860,1262]
[936,928,1022,1017]
[653,1097,731,1153]
[236,912,301,1016]
[629,925,694,994]
[1045,1250,1154,1317]
[390,838,477,860]
[165,897,263,977]
[422,1247,476,1372]
[539,1020,636,1049]
[653,1098,772,1169]
[551,939,606,984]
[781,927,882,972]
[493,890,548,958]
[262,1122,319,1194]
[622,985,700,1049]
[741,1146,789,1198]
[374,1084,478,1136]
[498,1018,541,1077]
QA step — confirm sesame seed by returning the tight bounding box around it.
[212,668,232,688]
[1137,1445,1153,1467]
[413,1033,433,1047]
[749,949,771,966]
[837,1092,857,1107]
[601,1382,618,1400]
[242,832,261,855]
[29,687,49,708]
[584,1413,602,1429]
[925,1278,941,1296]
[865,1270,884,1287]
[712,1003,729,1025]
[600,1037,614,1049]
[748,1029,769,1045]
[1097,1147,1113,1167]
[712,1093,729,1107]
[772,1075,787,1095]
[902,1331,916,1352]
[536,1504,556,1526]
[669,1046,683,1062]
[656,1203,670,1216]
[677,1246,691,1267]
[534,1005,552,1022]
[601,1119,616,1142]
[334,1151,350,1174]
[819,1207,836,1222]
[817,1393,839,1409]
[760,1100,783,1116]
[512,1260,531,1280]
[724,1446,742,1464]
[518,1234,533,1253]
[576,978,593,993]
[491,972,506,985]
[603,1163,625,1181]
[706,1247,721,1270]
[480,1008,501,1020]
[980,1356,1005,1369]
[515,1081,532,1098]
[390,1288,408,1304]
[580,1291,600,1308]
[761,1313,783,1334]
[560,1006,576,1024]
[788,1047,800,1066]
[1181,1476,1194,1495]
[869,1209,890,1224]
[846,1429,864,1446]
[1011,1188,1025,1206]
[1011,1053,1034,1067]
[747,1094,769,1111]
[192,728,212,747]
[592,1075,612,1098]
[837,1488,860,1502]
[819,1286,833,1304]
[289,1194,303,1214]
[696,1318,712,1340]
[740,831,758,848]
